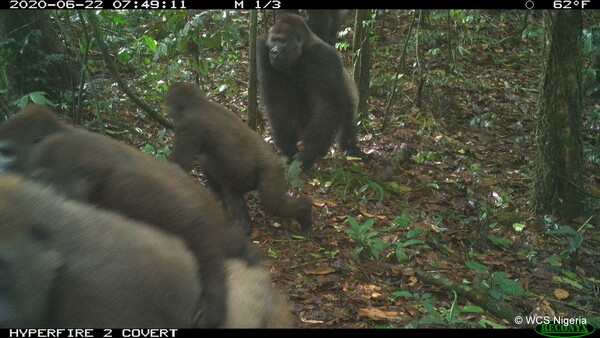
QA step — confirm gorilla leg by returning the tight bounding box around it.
[338,116,364,156]
[270,121,300,160]
[219,187,253,235]
[199,158,254,235]
[294,116,338,170]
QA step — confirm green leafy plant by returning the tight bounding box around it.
[140,143,171,160]
[14,92,56,108]
[344,217,391,259]
[393,290,485,327]
[313,163,386,202]
[544,216,584,258]
[280,158,305,188]
[465,261,525,302]
[392,214,428,262]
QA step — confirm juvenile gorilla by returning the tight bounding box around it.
[0,104,260,328]
[165,82,312,236]
[0,174,201,328]
[258,13,365,171]
[0,175,293,328]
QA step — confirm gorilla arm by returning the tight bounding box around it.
[169,121,206,173]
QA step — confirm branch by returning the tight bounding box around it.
[415,270,521,323]
[86,13,173,129]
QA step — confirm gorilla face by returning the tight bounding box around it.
[267,29,303,71]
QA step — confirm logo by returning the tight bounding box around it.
[534,323,596,338]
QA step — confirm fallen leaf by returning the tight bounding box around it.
[358,205,386,219]
[358,307,400,321]
[387,182,413,192]
[554,289,569,300]
[303,266,336,275]
[312,198,337,207]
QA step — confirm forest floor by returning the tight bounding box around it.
[246,12,599,329]
[103,11,599,329]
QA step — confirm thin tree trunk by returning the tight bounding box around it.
[352,10,372,117]
[247,10,263,131]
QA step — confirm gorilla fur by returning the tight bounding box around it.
[0,104,261,328]
[0,175,294,328]
[258,13,364,171]
[165,82,312,236]
[0,174,201,328]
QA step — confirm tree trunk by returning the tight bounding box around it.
[352,10,372,118]
[247,10,263,131]
[533,11,586,220]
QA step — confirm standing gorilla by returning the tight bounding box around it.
[165,82,312,236]
[257,13,364,171]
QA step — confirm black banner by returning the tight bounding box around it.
[1,0,599,10]
[4,329,182,338]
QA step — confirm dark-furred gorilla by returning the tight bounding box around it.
[0,174,201,328]
[274,10,347,46]
[257,13,365,171]
[165,82,312,236]
[0,175,293,328]
[0,104,261,328]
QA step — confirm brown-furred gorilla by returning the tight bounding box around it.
[0,175,294,328]
[0,174,202,328]
[165,82,312,236]
[257,13,365,171]
[0,104,261,328]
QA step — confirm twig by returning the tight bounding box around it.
[382,10,417,132]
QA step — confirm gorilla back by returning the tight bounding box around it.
[0,104,261,328]
[0,175,292,328]
[165,82,312,236]
[0,174,201,328]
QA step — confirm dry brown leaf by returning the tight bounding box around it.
[357,307,400,321]
[312,198,337,207]
[358,205,387,219]
[554,289,569,300]
[303,266,336,275]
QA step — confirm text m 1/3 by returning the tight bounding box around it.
[234,0,282,9]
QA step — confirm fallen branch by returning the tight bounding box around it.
[415,269,521,323]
